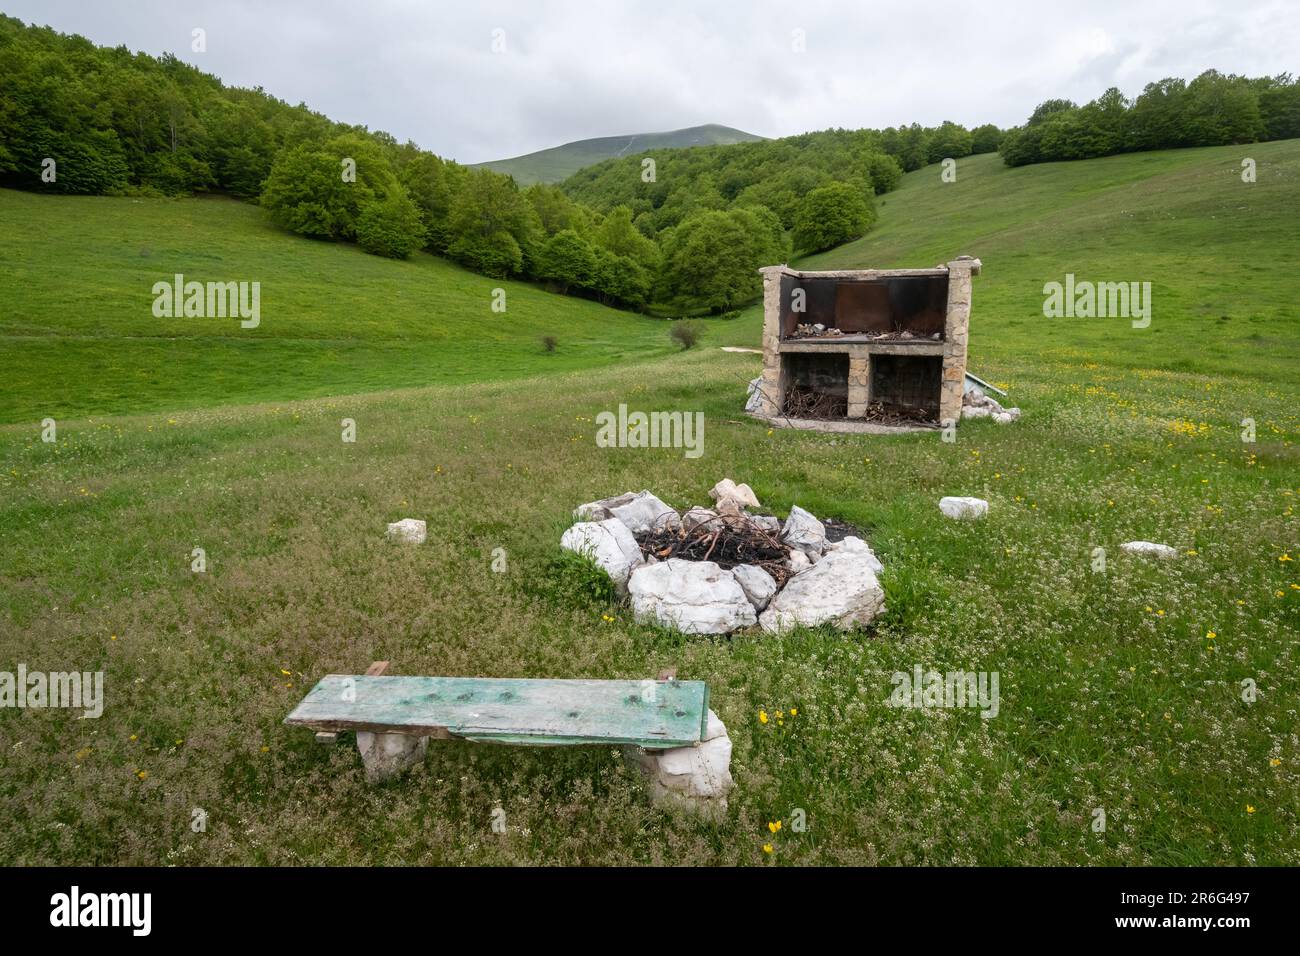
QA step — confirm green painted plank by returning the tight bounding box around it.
[284,676,709,749]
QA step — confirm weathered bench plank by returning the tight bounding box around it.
[284,676,709,749]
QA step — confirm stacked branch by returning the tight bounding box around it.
[784,385,847,420]
[862,400,936,425]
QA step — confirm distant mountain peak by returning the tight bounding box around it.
[474,124,764,185]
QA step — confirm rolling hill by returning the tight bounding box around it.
[474,123,764,184]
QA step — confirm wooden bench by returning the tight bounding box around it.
[284,662,713,782]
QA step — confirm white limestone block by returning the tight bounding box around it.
[939,496,989,520]
[627,559,756,634]
[1120,540,1179,559]
[386,518,427,544]
[759,550,886,633]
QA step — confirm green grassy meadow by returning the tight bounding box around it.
[0,190,696,423]
[0,142,1297,865]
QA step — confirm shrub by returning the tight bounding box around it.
[591,249,650,307]
[670,322,700,349]
[541,335,558,353]
[445,168,540,276]
[865,152,904,194]
[261,134,402,240]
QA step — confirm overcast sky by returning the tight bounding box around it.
[5,0,1297,164]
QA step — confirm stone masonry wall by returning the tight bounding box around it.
[756,266,785,416]
[846,354,870,418]
[938,257,977,425]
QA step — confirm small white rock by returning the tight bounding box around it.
[682,506,719,532]
[939,496,989,520]
[709,479,761,510]
[626,709,734,812]
[1120,540,1179,559]
[731,564,779,611]
[386,518,427,544]
[575,490,681,534]
[781,505,827,558]
[356,731,428,782]
[787,549,811,573]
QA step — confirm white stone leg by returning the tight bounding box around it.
[356,731,428,782]
[625,709,733,815]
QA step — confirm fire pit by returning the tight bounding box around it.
[560,481,887,635]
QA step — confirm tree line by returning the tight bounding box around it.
[999,71,1300,166]
[1,16,998,314]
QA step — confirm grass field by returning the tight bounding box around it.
[0,190,698,424]
[1,142,1297,865]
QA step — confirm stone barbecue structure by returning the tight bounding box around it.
[751,257,981,428]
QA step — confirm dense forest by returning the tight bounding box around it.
[560,124,999,236]
[999,70,1300,166]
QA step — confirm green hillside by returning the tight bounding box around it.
[0,189,691,423]
[797,140,1300,384]
[475,123,764,184]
